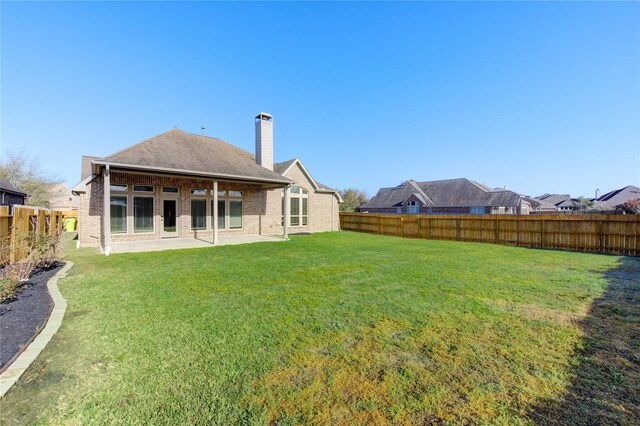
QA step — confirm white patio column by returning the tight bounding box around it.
[283,185,290,240]
[103,165,111,256]
[212,180,219,245]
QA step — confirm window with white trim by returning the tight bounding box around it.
[110,196,127,234]
[406,200,419,214]
[191,189,208,230]
[212,190,243,230]
[133,196,154,232]
[286,186,309,227]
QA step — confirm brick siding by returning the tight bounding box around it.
[78,168,340,246]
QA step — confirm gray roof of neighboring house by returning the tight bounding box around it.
[595,185,640,208]
[94,128,292,184]
[0,178,28,197]
[361,178,526,210]
[536,193,572,206]
[525,197,557,210]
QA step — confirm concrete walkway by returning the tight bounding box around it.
[109,234,286,254]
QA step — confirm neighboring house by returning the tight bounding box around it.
[73,113,341,254]
[359,178,531,215]
[48,183,79,211]
[534,194,576,211]
[524,196,557,212]
[594,185,640,210]
[0,178,28,208]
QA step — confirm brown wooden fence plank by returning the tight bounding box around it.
[339,213,640,256]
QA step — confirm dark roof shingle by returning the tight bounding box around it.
[361,178,525,210]
[98,128,291,183]
[0,178,28,196]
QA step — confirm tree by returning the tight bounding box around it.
[339,188,369,212]
[571,196,594,212]
[0,151,58,208]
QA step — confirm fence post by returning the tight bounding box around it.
[10,212,16,263]
[400,216,404,238]
[377,215,381,235]
[541,218,546,249]
[599,220,605,253]
[456,218,461,241]
[516,217,521,246]
[428,217,432,240]
[494,217,499,243]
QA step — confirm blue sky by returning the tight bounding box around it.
[2,1,639,199]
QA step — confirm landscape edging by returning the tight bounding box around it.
[0,260,73,399]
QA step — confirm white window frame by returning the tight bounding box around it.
[190,188,244,231]
[284,186,309,227]
[215,190,243,230]
[109,183,158,235]
[133,195,155,233]
[190,189,209,231]
[110,195,128,234]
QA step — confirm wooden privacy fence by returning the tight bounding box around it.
[340,213,640,256]
[0,205,69,264]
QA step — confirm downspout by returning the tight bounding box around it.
[283,185,290,240]
[103,164,111,256]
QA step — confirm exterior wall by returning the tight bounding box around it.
[77,165,340,246]
[281,162,339,233]
[78,171,267,245]
[0,191,26,208]
[78,175,104,246]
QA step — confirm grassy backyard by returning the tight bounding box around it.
[1,232,638,425]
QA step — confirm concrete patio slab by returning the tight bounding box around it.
[108,234,286,254]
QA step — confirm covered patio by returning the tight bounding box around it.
[108,234,286,254]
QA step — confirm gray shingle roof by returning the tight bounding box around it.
[361,178,525,209]
[273,159,296,175]
[97,128,292,184]
[0,178,28,196]
[536,194,572,207]
[595,185,640,208]
[525,197,557,210]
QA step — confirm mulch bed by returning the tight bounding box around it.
[0,262,65,372]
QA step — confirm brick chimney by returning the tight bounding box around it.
[255,112,273,170]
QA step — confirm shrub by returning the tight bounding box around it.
[0,278,22,303]
[616,199,640,214]
[0,232,60,302]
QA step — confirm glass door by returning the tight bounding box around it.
[162,199,178,237]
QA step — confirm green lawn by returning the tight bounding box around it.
[1,232,638,425]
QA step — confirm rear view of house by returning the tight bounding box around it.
[359,178,531,215]
[73,113,341,254]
